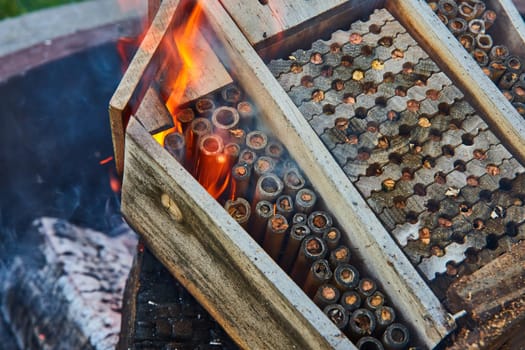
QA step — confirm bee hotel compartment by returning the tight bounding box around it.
[104,0,500,348]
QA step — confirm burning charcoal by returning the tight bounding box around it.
[238,149,257,167]
[236,101,255,129]
[307,211,332,236]
[279,223,310,272]
[364,291,385,311]
[483,10,497,30]
[357,278,377,298]
[322,227,341,251]
[176,108,195,133]
[375,306,396,332]
[224,125,245,144]
[253,156,276,182]
[265,140,285,159]
[476,34,493,52]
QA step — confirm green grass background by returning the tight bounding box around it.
[0,0,87,19]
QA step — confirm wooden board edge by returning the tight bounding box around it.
[388,0,525,166]
[122,116,356,350]
[109,104,126,175]
[219,0,349,48]
[255,0,384,62]
[109,0,180,174]
[201,1,453,347]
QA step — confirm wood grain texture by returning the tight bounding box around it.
[200,1,452,347]
[161,29,233,103]
[254,0,384,61]
[122,117,354,350]
[387,0,525,167]
[135,87,173,134]
[109,0,179,174]
[219,0,348,46]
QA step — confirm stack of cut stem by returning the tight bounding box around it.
[158,83,412,349]
[429,0,525,116]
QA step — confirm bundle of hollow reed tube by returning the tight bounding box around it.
[162,84,412,349]
[429,0,525,116]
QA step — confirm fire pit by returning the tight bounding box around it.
[110,0,525,348]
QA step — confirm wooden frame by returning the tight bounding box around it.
[199,1,452,347]
[109,0,179,175]
[109,0,231,174]
[113,0,525,348]
[118,1,460,348]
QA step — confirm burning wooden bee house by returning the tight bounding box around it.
[110,0,525,348]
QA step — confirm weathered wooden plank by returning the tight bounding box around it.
[134,87,173,134]
[122,117,353,350]
[219,0,348,46]
[222,0,384,60]
[160,29,233,104]
[109,0,180,175]
[148,0,162,24]
[200,2,452,347]
[110,0,232,174]
[387,0,525,167]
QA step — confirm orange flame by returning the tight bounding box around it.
[152,127,177,145]
[109,169,122,193]
[99,156,114,165]
[164,2,204,132]
[150,1,234,200]
[115,0,147,73]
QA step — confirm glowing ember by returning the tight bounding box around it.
[99,156,114,165]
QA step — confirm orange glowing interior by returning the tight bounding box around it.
[164,2,205,135]
[151,2,232,200]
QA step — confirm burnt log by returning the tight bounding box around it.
[118,240,237,350]
[0,217,136,350]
